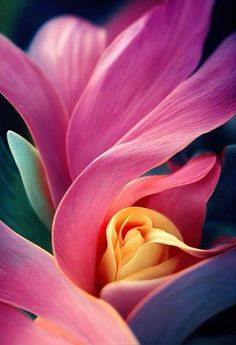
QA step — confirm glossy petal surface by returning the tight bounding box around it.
[0,34,70,205]
[0,221,138,345]
[137,156,220,246]
[29,16,106,114]
[108,154,219,246]
[0,303,72,345]
[68,0,213,177]
[106,0,166,43]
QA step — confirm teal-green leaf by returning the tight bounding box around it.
[7,131,54,229]
[0,137,51,252]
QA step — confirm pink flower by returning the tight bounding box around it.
[0,0,236,344]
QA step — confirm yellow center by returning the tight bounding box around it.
[98,207,184,286]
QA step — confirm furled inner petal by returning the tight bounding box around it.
[124,256,180,281]
[98,206,184,286]
[99,205,234,287]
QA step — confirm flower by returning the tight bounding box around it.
[0,0,236,344]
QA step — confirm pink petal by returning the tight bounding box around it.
[136,155,221,246]
[107,153,218,244]
[67,0,213,178]
[0,221,138,345]
[0,303,73,345]
[0,35,70,205]
[127,249,236,344]
[106,0,166,44]
[53,34,236,294]
[29,16,106,115]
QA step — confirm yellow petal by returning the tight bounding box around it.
[119,241,166,279]
[98,207,186,286]
[123,256,179,281]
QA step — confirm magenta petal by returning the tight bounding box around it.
[67,0,213,177]
[111,154,217,209]
[127,249,236,344]
[0,35,70,205]
[137,155,220,246]
[29,16,106,114]
[54,34,236,294]
[106,0,164,44]
[0,303,72,345]
[0,221,138,345]
[120,34,236,147]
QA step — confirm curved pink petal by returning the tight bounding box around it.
[0,35,70,205]
[0,221,138,345]
[127,249,236,344]
[53,33,236,294]
[0,303,73,345]
[136,156,221,246]
[107,154,218,245]
[67,0,213,178]
[106,0,166,44]
[29,16,106,115]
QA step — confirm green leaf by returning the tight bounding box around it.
[0,137,52,252]
[7,131,54,229]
